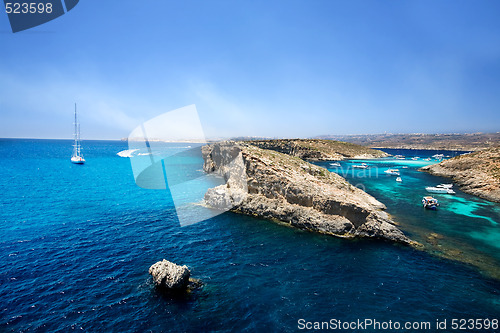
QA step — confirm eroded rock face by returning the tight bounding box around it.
[420,147,500,203]
[245,139,388,161]
[202,141,412,244]
[149,260,190,290]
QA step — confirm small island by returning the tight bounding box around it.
[202,140,412,245]
[420,146,500,203]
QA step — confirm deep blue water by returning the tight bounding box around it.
[1,139,499,332]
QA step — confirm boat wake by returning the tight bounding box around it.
[117,149,139,158]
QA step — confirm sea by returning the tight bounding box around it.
[0,139,499,332]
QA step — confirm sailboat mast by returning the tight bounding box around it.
[74,104,78,145]
[78,123,81,155]
[71,103,85,163]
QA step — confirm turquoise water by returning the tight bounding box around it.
[317,149,500,278]
[1,140,499,332]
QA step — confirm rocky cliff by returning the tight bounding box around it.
[202,141,412,244]
[245,139,388,161]
[420,146,500,203]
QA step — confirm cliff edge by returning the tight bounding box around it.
[202,141,412,244]
[245,139,388,161]
[420,146,500,203]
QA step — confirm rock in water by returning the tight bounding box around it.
[149,260,190,290]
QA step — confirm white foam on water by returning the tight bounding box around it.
[117,149,139,158]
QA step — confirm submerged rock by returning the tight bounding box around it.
[149,260,190,290]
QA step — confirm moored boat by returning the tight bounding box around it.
[425,186,455,194]
[352,163,368,169]
[422,196,439,210]
[71,103,85,164]
[384,168,400,176]
[396,177,402,182]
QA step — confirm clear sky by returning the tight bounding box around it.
[1,0,499,140]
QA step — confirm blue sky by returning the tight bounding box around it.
[1,0,499,139]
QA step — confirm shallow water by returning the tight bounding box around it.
[1,140,499,332]
[317,149,500,279]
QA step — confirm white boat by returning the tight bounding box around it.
[423,158,431,161]
[422,196,439,210]
[402,166,408,169]
[433,154,444,161]
[329,162,341,167]
[425,186,455,194]
[71,104,85,164]
[411,157,419,160]
[396,177,402,182]
[352,163,368,169]
[436,183,453,189]
[384,169,400,176]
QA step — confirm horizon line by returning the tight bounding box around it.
[1,131,499,142]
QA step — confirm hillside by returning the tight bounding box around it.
[316,133,500,151]
[244,139,388,161]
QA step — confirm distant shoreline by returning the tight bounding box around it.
[315,133,499,151]
[374,146,472,152]
[2,131,498,151]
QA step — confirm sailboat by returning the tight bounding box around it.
[71,104,85,164]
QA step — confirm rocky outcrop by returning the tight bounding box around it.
[149,260,190,290]
[420,147,500,203]
[202,141,412,244]
[245,139,388,161]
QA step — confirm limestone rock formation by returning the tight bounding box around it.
[149,259,190,290]
[420,146,500,203]
[245,139,388,161]
[202,141,412,244]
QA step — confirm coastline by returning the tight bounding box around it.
[316,133,500,152]
[202,141,412,245]
[420,147,500,203]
